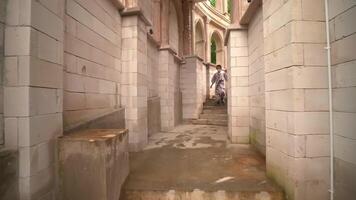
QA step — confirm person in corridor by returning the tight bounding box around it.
[210,65,228,105]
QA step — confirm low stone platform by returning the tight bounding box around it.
[120,125,284,200]
[59,129,129,200]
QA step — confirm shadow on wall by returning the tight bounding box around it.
[64,109,126,135]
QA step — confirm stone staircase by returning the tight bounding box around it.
[191,99,228,126]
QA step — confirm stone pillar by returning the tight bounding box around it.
[226,29,250,143]
[181,56,205,120]
[182,0,194,56]
[121,15,148,151]
[263,0,329,199]
[4,0,65,199]
[158,49,181,131]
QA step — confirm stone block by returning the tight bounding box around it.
[4,57,18,86]
[292,67,328,89]
[335,5,356,40]
[37,30,63,64]
[5,0,31,25]
[291,21,326,43]
[29,87,62,115]
[334,112,356,140]
[306,135,329,157]
[4,87,30,117]
[4,27,31,56]
[301,0,325,21]
[59,129,129,200]
[66,0,116,43]
[32,0,64,41]
[328,0,356,19]
[266,110,288,132]
[331,31,356,65]
[334,60,356,88]
[269,89,304,111]
[4,118,18,148]
[335,134,356,165]
[304,89,329,111]
[288,112,329,135]
[333,87,356,112]
[303,44,327,66]
[265,68,291,91]
[264,23,291,55]
[264,44,303,73]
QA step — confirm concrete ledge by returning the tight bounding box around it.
[121,7,152,26]
[0,149,18,200]
[240,0,262,25]
[58,129,129,200]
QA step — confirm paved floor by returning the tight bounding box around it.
[121,124,284,199]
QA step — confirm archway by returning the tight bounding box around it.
[210,31,224,66]
[195,20,205,59]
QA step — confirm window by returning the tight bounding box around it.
[211,39,217,64]
[228,0,232,15]
[209,0,216,7]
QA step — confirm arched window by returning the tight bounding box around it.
[195,21,205,59]
[211,39,217,64]
[210,31,224,65]
[228,0,232,15]
[209,0,216,7]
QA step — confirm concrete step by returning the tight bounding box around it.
[121,190,285,200]
[191,119,227,126]
[203,105,227,110]
[199,113,227,120]
[202,109,227,114]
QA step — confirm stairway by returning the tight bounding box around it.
[191,99,228,126]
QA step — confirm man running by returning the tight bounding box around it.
[210,65,228,105]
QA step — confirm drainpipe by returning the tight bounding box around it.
[323,0,334,199]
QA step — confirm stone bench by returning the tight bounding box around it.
[58,129,129,200]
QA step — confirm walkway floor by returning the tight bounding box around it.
[121,124,284,200]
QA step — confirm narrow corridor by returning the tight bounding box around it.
[120,123,284,200]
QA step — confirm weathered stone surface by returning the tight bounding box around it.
[147,96,161,136]
[0,149,19,200]
[59,129,129,200]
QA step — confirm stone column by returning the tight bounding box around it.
[226,29,250,143]
[182,0,194,56]
[263,0,330,199]
[181,56,205,120]
[4,0,65,199]
[121,15,148,151]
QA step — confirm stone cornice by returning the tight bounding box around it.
[121,7,152,26]
[224,25,247,46]
[240,0,262,25]
[109,0,125,11]
[159,46,185,63]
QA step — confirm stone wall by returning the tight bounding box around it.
[181,57,206,119]
[329,1,356,199]
[4,0,65,199]
[63,0,122,131]
[263,0,330,199]
[247,7,265,155]
[226,29,250,143]
[0,0,4,146]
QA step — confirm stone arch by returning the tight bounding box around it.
[210,30,224,65]
[194,19,205,59]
